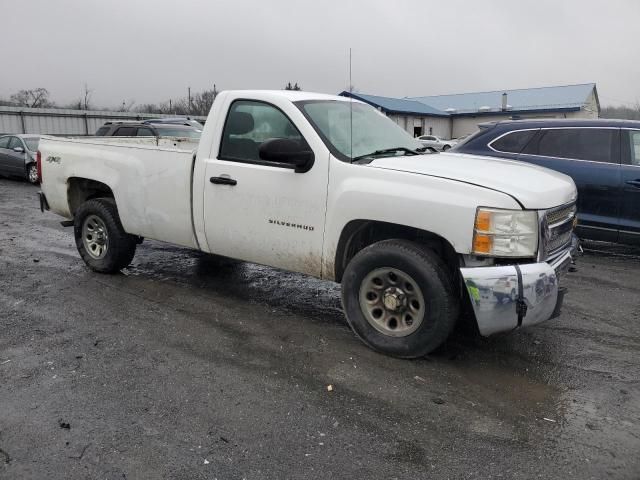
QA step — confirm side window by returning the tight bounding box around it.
[219,100,304,162]
[8,137,24,150]
[95,126,110,136]
[535,128,616,163]
[113,126,136,136]
[491,130,537,153]
[628,131,640,166]
[136,128,155,136]
[0,137,11,149]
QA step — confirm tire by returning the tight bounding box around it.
[26,163,39,184]
[73,198,137,273]
[341,239,459,358]
[442,145,451,151]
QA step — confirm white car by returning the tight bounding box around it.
[37,90,577,358]
[417,135,457,151]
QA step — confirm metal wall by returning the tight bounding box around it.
[0,106,207,136]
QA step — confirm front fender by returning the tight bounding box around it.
[322,160,520,280]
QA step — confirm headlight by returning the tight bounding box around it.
[472,208,538,257]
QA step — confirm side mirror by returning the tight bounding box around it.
[13,146,25,153]
[258,138,314,173]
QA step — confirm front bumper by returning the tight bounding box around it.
[460,250,572,336]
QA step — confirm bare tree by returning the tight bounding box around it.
[284,82,302,91]
[81,83,93,110]
[191,86,219,116]
[10,88,54,108]
[600,102,640,120]
[119,99,136,112]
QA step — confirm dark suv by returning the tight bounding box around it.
[95,122,202,139]
[453,119,640,245]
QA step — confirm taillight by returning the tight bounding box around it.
[36,150,42,182]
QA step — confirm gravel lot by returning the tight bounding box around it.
[1,178,639,479]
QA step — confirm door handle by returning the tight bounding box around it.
[625,179,640,188]
[210,176,237,186]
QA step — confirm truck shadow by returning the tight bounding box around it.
[125,241,511,360]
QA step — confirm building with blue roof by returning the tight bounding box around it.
[340,83,599,140]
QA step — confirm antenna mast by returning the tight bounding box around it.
[349,48,353,161]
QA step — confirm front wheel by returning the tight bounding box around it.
[73,198,137,273]
[442,145,451,151]
[341,239,459,358]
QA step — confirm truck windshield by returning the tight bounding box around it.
[297,100,423,161]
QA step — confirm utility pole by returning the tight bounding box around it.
[188,87,192,115]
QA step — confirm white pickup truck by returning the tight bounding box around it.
[37,90,577,358]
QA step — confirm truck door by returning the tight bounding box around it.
[202,99,329,277]
[620,129,640,244]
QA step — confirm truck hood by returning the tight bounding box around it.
[369,152,577,209]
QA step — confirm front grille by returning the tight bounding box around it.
[546,203,576,226]
[544,202,576,258]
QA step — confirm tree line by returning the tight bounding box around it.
[600,103,640,120]
[0,82,303,116]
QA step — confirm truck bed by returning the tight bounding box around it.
[39,135,199,249]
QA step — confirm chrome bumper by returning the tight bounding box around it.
[460,250,572,336]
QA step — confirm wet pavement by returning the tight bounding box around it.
[1,178,639,479]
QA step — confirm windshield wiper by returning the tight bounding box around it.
[352,147,420,161]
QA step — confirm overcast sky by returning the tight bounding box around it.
[3,0,639,109]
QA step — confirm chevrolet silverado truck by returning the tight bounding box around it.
[37,90,577,358]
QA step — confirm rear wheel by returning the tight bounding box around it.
[73,198,137,273]
[341,239,459,358]
[26,163,38,184]
[442,145,451,151]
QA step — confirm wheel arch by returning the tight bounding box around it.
[333,219,460,283]
[67,177,115,217]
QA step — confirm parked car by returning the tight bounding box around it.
[37,90,577,358]
[143,117,204,128]
[0,134,40,184]
[94,121,202,139]
[416,135,457,151]
[452,119,640,245]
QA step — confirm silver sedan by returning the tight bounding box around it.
[0,134,40,184]
[416,135,457,152]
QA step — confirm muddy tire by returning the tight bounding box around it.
[341,239,459,358]
[73,198,137,273]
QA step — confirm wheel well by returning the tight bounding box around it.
[67,177,114,216]
[334,220,460,283]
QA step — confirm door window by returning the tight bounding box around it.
[0,137,9,149]
[219,100,304,162]
[490,130,537,153]
[628,131,640,166]
[8,137,24,150]
[531,128,616,163]
[113,126,136,136]
[136,127,155,136]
